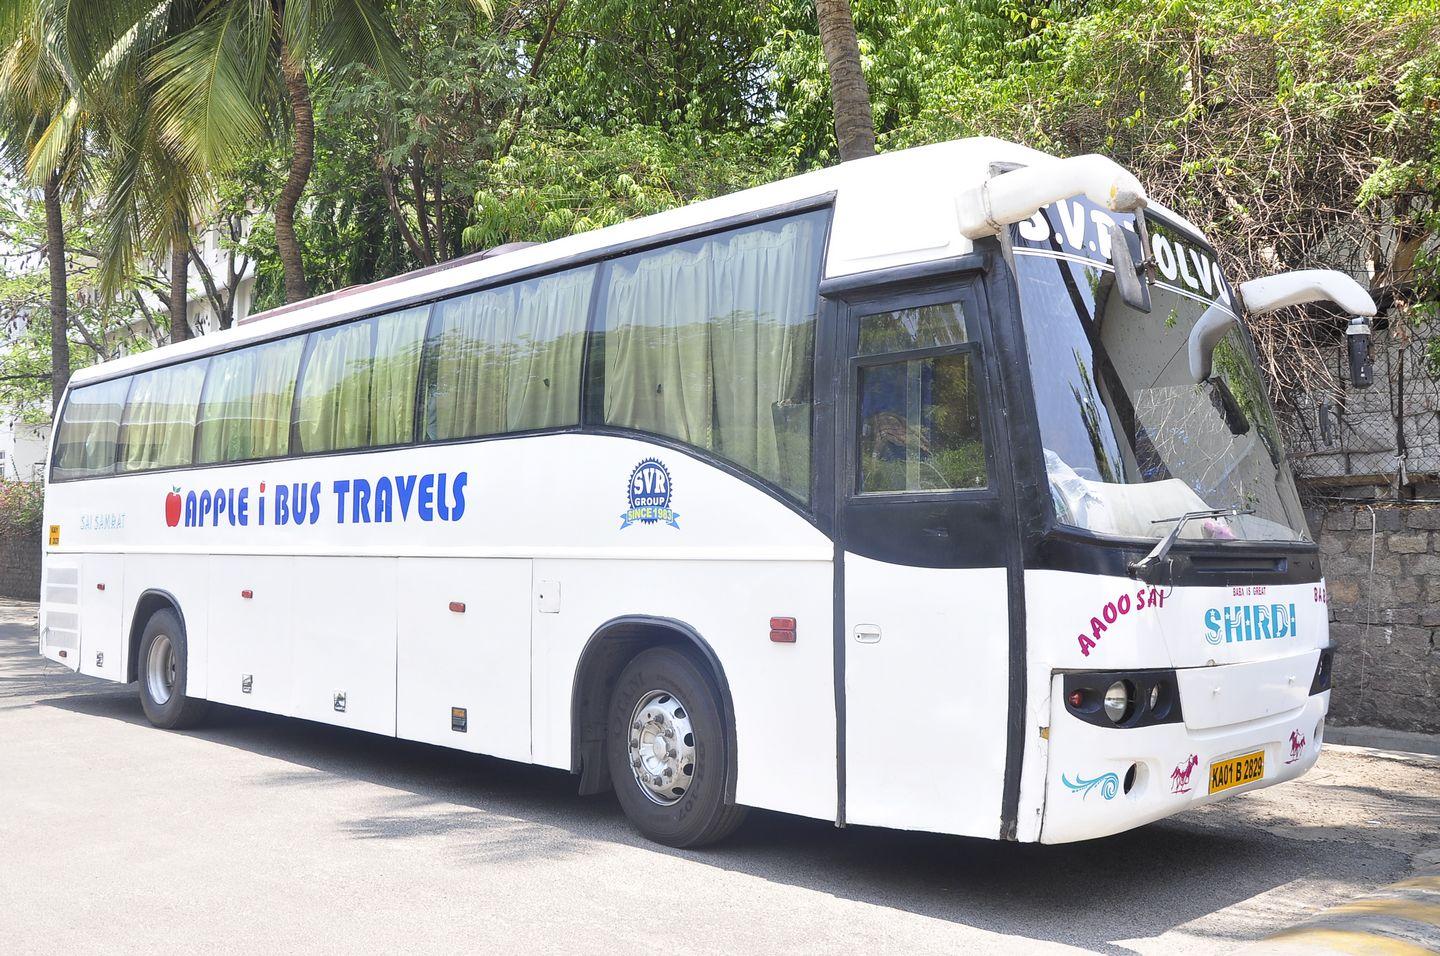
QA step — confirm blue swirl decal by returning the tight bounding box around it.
[620,458,680,529]
[1061,771,1120,800]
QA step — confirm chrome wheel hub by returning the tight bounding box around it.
[627,689,697,806]
[146,634,176,706]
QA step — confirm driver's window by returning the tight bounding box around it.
[855,302,987,494]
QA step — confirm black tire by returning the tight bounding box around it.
[137,608,210,730]
[606,646,747,847]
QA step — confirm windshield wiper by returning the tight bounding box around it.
[1128,507,1254,583]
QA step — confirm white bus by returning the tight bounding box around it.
[38,138,1370,847]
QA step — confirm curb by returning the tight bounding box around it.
[1325,725,1440,758]
[1248,866,1440,954]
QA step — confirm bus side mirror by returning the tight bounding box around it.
[1109,221,1151,314]
[1346,316,1374,389]
[1188,306,1238,382]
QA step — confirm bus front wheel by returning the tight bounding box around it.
[137,608,210,730]
[606,646,747,847]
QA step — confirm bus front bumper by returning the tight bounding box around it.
[1039,670,1328,844]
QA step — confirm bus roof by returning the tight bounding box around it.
[68,136,1203,388]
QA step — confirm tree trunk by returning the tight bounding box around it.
[814,0,875,162]
[169,207,191,343]
[42,172,70,413]
[277,46,313,303]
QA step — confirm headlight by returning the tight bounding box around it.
[1103,680,1131,723]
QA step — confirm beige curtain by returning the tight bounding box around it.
[196,336,305,463]
[427,266,595,439]
[370,306,429,445]
[120,360,208,471]
[53,377,131,479]
[507,268,594,429]
[296,307,427,453]
[296,321,372,453]
[601,214,825,498]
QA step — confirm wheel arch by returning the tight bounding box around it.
[126,589,185,684]
[570,615,739,803]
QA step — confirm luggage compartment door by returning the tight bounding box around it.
[396,558,532,762]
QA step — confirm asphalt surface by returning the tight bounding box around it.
[1,598,1437,954]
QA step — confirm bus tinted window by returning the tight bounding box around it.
[52,377,131,480]
[857,351,986,493]
[295,306,428,453]
[196,336,305,464]
[598,211,827,501]
[119,360,208,472]
[858,302,968,354]
[422,266,595,440]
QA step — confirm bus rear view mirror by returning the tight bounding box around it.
[1109,222,1151,314]
[1188,306,1238,382]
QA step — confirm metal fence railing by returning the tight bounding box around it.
[1277,318,1440,496]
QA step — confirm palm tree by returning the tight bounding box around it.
[144,0,404,303]
[24,0,211,344]
[814,0,875,162]
[0,1,84,409]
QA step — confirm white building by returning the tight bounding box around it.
[181,218,257,336]
[0,419,49,480]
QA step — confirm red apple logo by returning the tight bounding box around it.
[165,487,182,527]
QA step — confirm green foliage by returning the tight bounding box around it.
[3,0,1439,428]
[464,124,783,248]
[0,186,165,418]
[0,477,43,533]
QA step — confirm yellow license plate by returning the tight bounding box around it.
[1208,750,1265,794]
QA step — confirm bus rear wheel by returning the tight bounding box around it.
[606,646,747,848]
[137,608,210,730]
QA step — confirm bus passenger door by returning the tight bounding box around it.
[396,558,532,762]
[834,280,1020,838]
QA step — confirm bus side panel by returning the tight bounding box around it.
[123,553,210,698]
[842,558,1010,837]
[206,556,294,712]
[532,557,837,824]
[76,553,126,681]
[396,557,532,762]
[289,556,398,736]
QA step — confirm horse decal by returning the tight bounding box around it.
[1170,754,1199,794]
[1286,729,1308,764]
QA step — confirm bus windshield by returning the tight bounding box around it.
[1011,199,1309,544]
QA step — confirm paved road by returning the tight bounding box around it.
[1,598,1436,955]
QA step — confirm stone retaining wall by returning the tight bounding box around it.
[0,527,41,601]
[1311,501,1440,734]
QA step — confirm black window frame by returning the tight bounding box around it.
[417,264,598,444]
[46,193,837,529]
[842,281,999,506]
[585,207,832,507]
[50,375,135,481]
[114,357,209,474]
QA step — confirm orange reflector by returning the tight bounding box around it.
[449,601,466,613]
[1067,691,1084,708]
[769,617,796,643]
[241,589,253,599]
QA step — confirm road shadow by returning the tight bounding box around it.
[42,689,1410,953]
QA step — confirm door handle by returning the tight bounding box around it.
[853,624,881,644]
